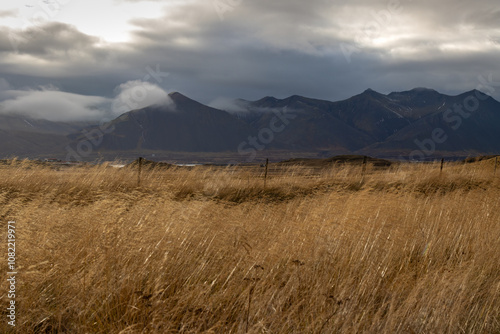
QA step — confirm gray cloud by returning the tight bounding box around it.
[0,78,10,91]
[0,0,499,122]
[0,10,17,18]
[0,23,120,79]
[7,22,99,56]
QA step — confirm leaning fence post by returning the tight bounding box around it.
[440,158,444,174]
[137,157,143,186]
[358,156,368,184]
[264,158,269,188]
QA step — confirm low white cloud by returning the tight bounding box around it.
[0,87,110,122]
[0,80,176,123]
[208,97,249,113]
[110,80,175,117]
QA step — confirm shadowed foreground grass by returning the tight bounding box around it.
[0,159,499,333]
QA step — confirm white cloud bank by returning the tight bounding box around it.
[0,86,109,122]
[0,78,174,122]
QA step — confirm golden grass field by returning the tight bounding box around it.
[1,158,500,333]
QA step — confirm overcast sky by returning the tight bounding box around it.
[0,0,499,121]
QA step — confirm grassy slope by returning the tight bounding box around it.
[0,159,499,333]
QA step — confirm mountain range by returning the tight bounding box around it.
[1,88,499,162]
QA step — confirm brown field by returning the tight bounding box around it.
[1,158,500,333]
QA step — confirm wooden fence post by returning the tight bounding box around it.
[137,157,143,186]
[362,156,367,175]
[440,158,444,174]
[495,156,498,176]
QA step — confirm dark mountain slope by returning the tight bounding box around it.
[79,92,254,152]
[3,88,499,160]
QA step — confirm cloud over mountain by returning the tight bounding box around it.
[0,0,498,119]
[111,80,175,117]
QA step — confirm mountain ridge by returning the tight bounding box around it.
[1,88,499,160]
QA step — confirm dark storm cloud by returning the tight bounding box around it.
[0,22,122,79]
[119,0,500,100]
[0,22,98,55]
[0,0,499,121]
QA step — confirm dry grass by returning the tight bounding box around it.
[0,158,500,333]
